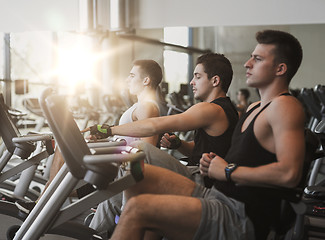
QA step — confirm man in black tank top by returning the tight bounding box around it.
[87,53,238,171]
[88,53,238,234]
[200,30,305,239]
[111,30,305,240]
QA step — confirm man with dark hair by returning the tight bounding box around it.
[196,53,233,93]
[110,30,305,240]
[115,59,164,145]
[87,52,239,235]
[86,53,238,232]
[255,29,303,83]
[132,59,163,89]
[87,53,237,168]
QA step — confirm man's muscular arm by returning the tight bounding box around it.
[111,102,227,139]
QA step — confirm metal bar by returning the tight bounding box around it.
[0,150,13,172]
[19,172,78,240]
[0,150,49,182]
[14,164,69,239]
[53,173,136,228]
[116,33,211,54]
[3,33,11,106]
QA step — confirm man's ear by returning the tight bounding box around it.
[212,75,220,87]
[143,76,151,86]
[276,63,287,76]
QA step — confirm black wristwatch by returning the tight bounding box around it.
[225,163,238,182]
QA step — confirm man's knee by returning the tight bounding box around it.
[122,195,149,220]
[130,140,150,151]
[130,140,156,164]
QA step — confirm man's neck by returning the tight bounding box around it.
[137,88,156,103]
[258,85,289,107]
[203,91,227,103]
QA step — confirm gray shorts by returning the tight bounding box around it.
[91,141,254,239]
[192,184,255,240]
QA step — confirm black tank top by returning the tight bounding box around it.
[187,97,238,165]
[214,93,291,239]
[225,101,277,166]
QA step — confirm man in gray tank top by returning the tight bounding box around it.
[15,59,164,216]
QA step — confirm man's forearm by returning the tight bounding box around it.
[177,141,195,156]
[111,119,159,137]
[230,162,303,188]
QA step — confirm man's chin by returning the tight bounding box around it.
[194,95,203,101]
[246,79,254,87]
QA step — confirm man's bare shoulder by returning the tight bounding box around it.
[186,101,224,116]
[137,100,158,110]
[182,101,228,132]
[246,101,261,112]
[270,95,304,112]
[134,101,160,120]
[267,95,305,125]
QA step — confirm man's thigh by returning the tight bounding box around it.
[130,140,193,179]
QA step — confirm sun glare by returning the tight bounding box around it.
[56,44,96,92]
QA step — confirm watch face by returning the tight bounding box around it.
[227,163,236,169]
[225,163,237,182]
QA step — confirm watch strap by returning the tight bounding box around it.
[225,163,238,182]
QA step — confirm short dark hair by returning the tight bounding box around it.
[133,60,162,88]
[256,30,303,83]
[196,53,233,93]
